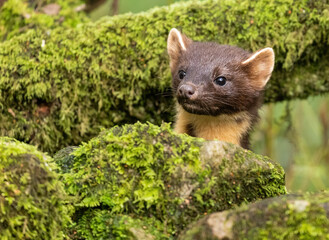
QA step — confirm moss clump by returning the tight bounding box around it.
[73,209,169,240]
[0,0,87,41]
[55,122,286,238]
[1,0,329,153]
[180,192,329,240]
[0,137,69,239]
[53,146,77,173]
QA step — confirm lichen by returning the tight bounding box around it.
[1,0,329,153]
[55,122,286,238]
[0,137,69,239]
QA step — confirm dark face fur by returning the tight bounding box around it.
[167,29,274,116]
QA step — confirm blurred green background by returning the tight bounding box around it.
[88,0,329,193]
[89,0,188,20]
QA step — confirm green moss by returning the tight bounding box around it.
[55,122,286,238]
[180,192,329,240]
[0,137,69,239]
[1,0,329,153]
[53,146,78,173]
[73,209,169,240]
[0,0,87,41]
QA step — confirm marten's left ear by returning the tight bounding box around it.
[241,48,275,90]
[167,28,192,68]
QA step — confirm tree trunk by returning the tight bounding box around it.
[111,0,119,15]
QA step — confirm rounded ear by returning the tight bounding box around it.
[167,28,192,68]
[241,48,275,90]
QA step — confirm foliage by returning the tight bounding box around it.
[0,137,69,240]
[0,0,88,42]
[253,96,329,193]
[1,0,329,153]
[54,122,286,238]
[180,192,329,240]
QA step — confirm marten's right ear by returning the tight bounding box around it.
[167,28,192,68]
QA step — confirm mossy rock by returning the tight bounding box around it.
[55,122,286,238]
[1,0,329,153]
[0,137,69,239]
[179,192,329,240]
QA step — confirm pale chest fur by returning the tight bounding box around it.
[174,106,252,146]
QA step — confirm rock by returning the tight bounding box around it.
[179,192,329,240]
[0,137,69,239]
[55,122,286,238]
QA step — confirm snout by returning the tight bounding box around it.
[177,83,198,100]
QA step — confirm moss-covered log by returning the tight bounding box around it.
[0,137,69,239]
[179,192,329,240]
[54,122,286,238]
[0,0,87,41]
[1,0,329,153]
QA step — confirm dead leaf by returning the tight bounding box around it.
[35,105,50,118]
[8,108,16,118]
[42,3,61,16]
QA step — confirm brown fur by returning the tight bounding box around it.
[167,28,274,149]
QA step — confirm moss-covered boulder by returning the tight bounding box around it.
[55,122,286,238]
[0,0,87,41]
[179,192,329,240]
[0,137,69,239]
[1,0,329,153]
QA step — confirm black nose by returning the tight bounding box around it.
[178,84,196,99]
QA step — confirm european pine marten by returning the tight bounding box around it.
[167,28,275,149]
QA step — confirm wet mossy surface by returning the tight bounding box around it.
[180,192,329,240]
[1,0,329,153]
[54,122,286,238]
[0,137,69,239]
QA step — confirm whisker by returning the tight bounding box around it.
[202,95,233,107]
[155,89,174,97]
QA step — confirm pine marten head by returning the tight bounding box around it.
[167,28,274,116]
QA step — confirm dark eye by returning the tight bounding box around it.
[214,76,227,86]
[178,70,186,80]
